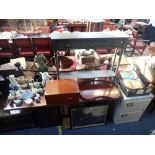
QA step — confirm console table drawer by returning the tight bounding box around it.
[45,93,79,106]
[53,40,81,50]
[53,38,128,50]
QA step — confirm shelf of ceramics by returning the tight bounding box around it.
[4,96,47,111]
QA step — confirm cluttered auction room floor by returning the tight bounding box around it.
[1,47,155,135]
[1,19,155,135]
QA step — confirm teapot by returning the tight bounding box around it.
[40,72,52,87]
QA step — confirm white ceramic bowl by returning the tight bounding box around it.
[24,99,33,105]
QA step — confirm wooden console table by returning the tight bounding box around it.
[51,31,129,79]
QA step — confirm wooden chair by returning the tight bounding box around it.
[32,37,53,56]
[0,39,14,58]
[127,28,150,56]
[12,38,34,57]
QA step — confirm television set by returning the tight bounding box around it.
[70,104,108,129]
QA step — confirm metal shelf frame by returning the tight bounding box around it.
[51,32,129,79]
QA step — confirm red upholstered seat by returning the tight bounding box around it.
[0,52,14,57]
[19,52,34,57]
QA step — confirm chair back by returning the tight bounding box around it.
[12,38,34,57]
[0,39,14,58]
[127,28,148,56]
[0,39,10,47]
[32,37,53,56]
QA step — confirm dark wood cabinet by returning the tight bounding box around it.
[0,106,61,132]
[33,106,61,127]
[0,110,35,132]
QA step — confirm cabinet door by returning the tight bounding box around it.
[34,106,61,127]
[113,111,144,124]
[121,97,153,113]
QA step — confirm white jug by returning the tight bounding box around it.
[7,75,18,85]
[40,72,52,87]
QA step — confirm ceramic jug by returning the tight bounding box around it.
[7,75,18,85]
[40,72,52,87]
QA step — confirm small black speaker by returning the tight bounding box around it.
[71,105,108,129]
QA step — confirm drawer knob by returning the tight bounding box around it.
[69,97,72,100]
